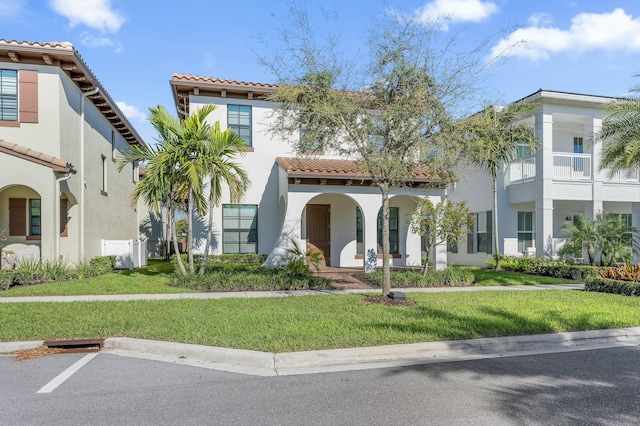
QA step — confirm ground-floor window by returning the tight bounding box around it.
[222,204,257,254]
[517,211,534,253]
[355,207,399,254]
[467,211,492,254]
[29,199,41,236]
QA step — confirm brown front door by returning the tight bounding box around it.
[306,204,330,266]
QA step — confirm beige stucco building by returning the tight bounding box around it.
[0,40,145,261]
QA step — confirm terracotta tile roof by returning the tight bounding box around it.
[0,139,75,173]
[275,157,435,181]
[0,39,145,146]
[172,74,278,90]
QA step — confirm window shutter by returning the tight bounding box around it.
[486,210,493,254]
[60,198,68,237]
[9,198,26,236]
[19,70,38,123]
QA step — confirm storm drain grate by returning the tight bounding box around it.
[43,339,104,353]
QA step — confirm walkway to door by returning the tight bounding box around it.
[314,266,377,290]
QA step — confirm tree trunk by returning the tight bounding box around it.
[381,184,391,296]
[171,214,187,276]
[422,242,431,276]
[187,191,195,274]
[493,176,501,270]
[199,191,215,275]
[164,205,172,261]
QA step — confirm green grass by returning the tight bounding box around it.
[1,290,638,352]
[458,266,578,286]
[0,260,191,297]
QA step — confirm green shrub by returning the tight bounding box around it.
[168,270,331,292]
[486,255,597,280]
[585,276,640,296]
[171,253,268,270]
[88,256,116,275]
[364,268,474,288]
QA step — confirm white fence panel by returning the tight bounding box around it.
[101,239,148,269]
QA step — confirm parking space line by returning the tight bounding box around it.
[37,353,99,394]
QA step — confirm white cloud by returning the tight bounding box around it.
[528,12,553,27]
[116,102,146,122]
[491,8,640,61]
[81,35,114,48]
[414,0,499,30]
[0,0,25,17]
[50,0,125,33]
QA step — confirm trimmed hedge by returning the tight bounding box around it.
[585,276,640,296]
[168,271,331,292]
[487,256,596,280]
[171,253,268,270]
[363,268,475,288]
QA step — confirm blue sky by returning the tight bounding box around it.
[2,0,640,145]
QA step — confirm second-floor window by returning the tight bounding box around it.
[516,141,534,159]
[228,105,252,146]
[0,69,18,121]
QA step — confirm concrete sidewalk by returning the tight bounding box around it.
[2,326,638,377]
[0,283,584,303]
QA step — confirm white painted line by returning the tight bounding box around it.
[37,353,99,394]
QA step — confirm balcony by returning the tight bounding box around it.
[509,152,640,184]
[552,153,591,180]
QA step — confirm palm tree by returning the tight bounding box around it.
[559,215,598,265]
[466,102,539,269]
[198,123,250,275]
[600,75,640,175]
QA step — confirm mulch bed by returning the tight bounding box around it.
[362,295,416,307]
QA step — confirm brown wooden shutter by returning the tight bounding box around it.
[19,70,38,123]
[60,198,68,237]
[486,210,493,254]
[9,198,26,236]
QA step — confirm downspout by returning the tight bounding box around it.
[54,172,72,259]
[79,87,100,260]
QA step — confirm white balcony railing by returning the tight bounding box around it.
[509,157,536,183]
[602,168,640,183]
[553,153,591,180]
[508,153,640,185]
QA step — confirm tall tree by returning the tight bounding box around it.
[464,103,539,270]
[261,10,493,295]
[599,75,640,174]
[198,123,250,275]
[120,105,249,275]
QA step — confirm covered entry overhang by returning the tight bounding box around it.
[265,157,446,270]
[0,139,76,261]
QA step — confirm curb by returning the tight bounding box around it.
[4,327,638,376]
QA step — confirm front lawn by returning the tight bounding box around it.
[462,266,578,286]
[0,260,190,297]
[1,290,637,352]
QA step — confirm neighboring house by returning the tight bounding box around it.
[170,74,447,270]
[449,89,640,266]
[0,40,146,262]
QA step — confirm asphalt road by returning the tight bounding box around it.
[2,346,639,425]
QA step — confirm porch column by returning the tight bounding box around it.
[633,203,640,265]
[263,195,307,267]
[535,198,553,258]
[361,206,379,272]
[535,109,554,258]
[589,116,603,182]
[585,200,603,221]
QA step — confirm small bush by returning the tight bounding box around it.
[597,264,640,282]
[487,255,596,280]
[585,276,640,296]
[171,253,268,270]
[364,268,474,288]
[168,270,331,292]
[88,256,116,275]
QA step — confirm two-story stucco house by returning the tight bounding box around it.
[170,74,447,270]
[0,40,146,262]
[449,89,640,266]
